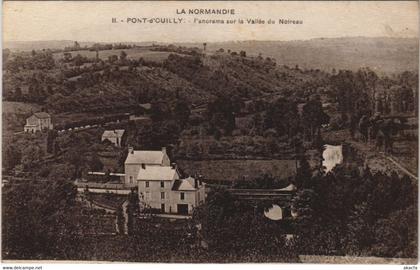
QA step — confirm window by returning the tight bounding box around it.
[145,191,151,200]
[161,204,165,212]
[180,192,185,200]
[129,176,133,184]
[145,181,149,188]
[161,192,165,199]
[161,181,165,188]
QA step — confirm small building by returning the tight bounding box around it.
[137,169,205,215]
[170,176,206,215]
[24,112,53,133]
[102,129,125,147]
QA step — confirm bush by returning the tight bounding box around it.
[189,114,204,126]
[330,114,346,130]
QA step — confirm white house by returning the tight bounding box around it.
[102,129,125,147]
[24,112,53,133]
[77,147,205,215]
[124,147,205,214]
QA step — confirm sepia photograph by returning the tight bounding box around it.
[1,0,419,266]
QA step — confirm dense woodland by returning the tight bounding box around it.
[2,42,418,261]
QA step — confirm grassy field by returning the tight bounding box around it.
[53,48,173,63]
[3,101,41,115]
[177,159,297,182]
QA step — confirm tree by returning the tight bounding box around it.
[207,95,242,135]
[173,98,191,127]
[150,101,171,122]
[53,140,61,156]
[345,202,374,256]
[3,145,21,172]
[2,180,80,259]
[116,206,125,235]
[120,50,127,61]
[301,96,329,141]
[295,155,311,189]
[127,188,140,234]
[46,130,58,154]
[21,145,44,171]
[65,146,87,179]
[89,153,103,171]
[14,87,22,101]
[63,52,72,62]
[371,206,417,258]
[264,97,299,138]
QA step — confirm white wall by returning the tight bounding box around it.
[138,179,175,211]
[124,164,140,184]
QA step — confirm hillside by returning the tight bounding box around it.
[192,37,418,75]
[5,37,418,75]
[3,40,155,51]
[3,46,328,115]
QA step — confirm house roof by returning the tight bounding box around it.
[172,177,199,191]
[125,150,165,165]
[33,112,51,119]
[137,166,177,181]
[102,129,125,138]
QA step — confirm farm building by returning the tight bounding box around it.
[102,129,125,147]
[24,112,53,133]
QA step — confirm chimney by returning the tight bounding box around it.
[161,147,166,155]
[128,146,134,154]
[194,178,198,189]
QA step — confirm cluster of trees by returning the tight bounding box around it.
[3,135,46,174]
[190,164,417,260]
[3,146,416,261]
[5,50,55,72]
[151,44,202,56]
[54,112,133,131]
[292,164,417,257]
[63,41,133,53]
[192,188,298,261]
[2,180,80,259]
[205,93,328,143]
[88,43,134,52]
[126,119,181,152]
[331,68,418,126]
[232,174,290,189]
[207,95,242,136]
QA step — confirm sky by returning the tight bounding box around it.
[3,1,419,43]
